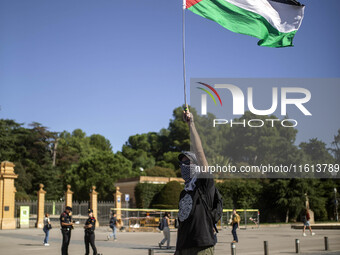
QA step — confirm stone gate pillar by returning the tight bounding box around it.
[90,186,99,227]
[0,161,18,230]
[114,186,122,220]
[36,184,46,228]
[65,185,73,210]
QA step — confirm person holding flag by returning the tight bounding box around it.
[175,109,220,255]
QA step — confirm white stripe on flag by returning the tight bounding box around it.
[225,0,305,33]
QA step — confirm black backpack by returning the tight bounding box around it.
[158,218,164,231]
[198,186,223,233]
[174,218,179,229]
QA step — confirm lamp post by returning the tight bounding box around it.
[335,188,338,222]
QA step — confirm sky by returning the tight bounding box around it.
[0,0,339,152]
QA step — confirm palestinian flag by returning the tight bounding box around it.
[185,0,305,47]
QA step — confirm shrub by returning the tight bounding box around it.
[15,191,31,201]
[144,166,176,177]
[135,183,164,208]
[151,181,183,209]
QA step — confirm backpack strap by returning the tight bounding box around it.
[197,187,219,233]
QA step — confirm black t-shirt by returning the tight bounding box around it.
[110,216,117,225]
[176,178,215,251]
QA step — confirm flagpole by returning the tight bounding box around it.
[182,0,188,109]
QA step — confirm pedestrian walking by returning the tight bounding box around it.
[231,209,240,243]
[302,208,315,236]
[60,206,74,255]
[107,212,118,241]
[159,212,171,249]
[43,213,51,246]
[175,109,223,255]
[84,209,97,255]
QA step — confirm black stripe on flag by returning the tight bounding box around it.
[269,0,304,6]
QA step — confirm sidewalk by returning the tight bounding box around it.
[0,226,339,255]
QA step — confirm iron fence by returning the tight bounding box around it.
[14,201,258,230]
[110,208,260,231]
[98,201,115,224]
[14,200,115,227]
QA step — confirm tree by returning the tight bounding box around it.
[264,179,329,222]
[216,179,262,209]
[0,119,23,161]
[145,166,176,177]
[89,134,112,151]
[168,107,190,152]
[122,145,155,171]
[224,112,301,166]
[267,179,302,223]
[300,138,335,165]
[65,151,135,201]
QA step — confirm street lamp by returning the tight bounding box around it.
[335,188,339,222]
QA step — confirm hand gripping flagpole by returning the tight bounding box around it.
[182,0,188,112]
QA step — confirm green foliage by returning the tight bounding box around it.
[135,183,165,208]
[65,151,135,201]
[145,166,176,177]
[300,138,335,164]
[0,119,24,161]
[168,107,190,152]
[89,134,112,151]
[216,179,262,209]
[261,179,334,222]
[15,191,31,201]
[151,181,183,209]
[219,112,301,166]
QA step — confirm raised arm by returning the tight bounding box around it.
[183,109,208,167]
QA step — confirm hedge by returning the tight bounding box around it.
[135,183,165,208]
[151,181,183,209]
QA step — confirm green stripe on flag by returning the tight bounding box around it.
[188,0,298,47]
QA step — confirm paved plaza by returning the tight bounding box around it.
[0,226,339,255]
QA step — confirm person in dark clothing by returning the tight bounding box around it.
[60,206,74,255]
[84,209,97,255]
[107,212,118,241]
[175,109,215,255]
[159,212,171,249]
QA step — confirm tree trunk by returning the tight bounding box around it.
[285,209,289,223]
[52,138,59,167]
